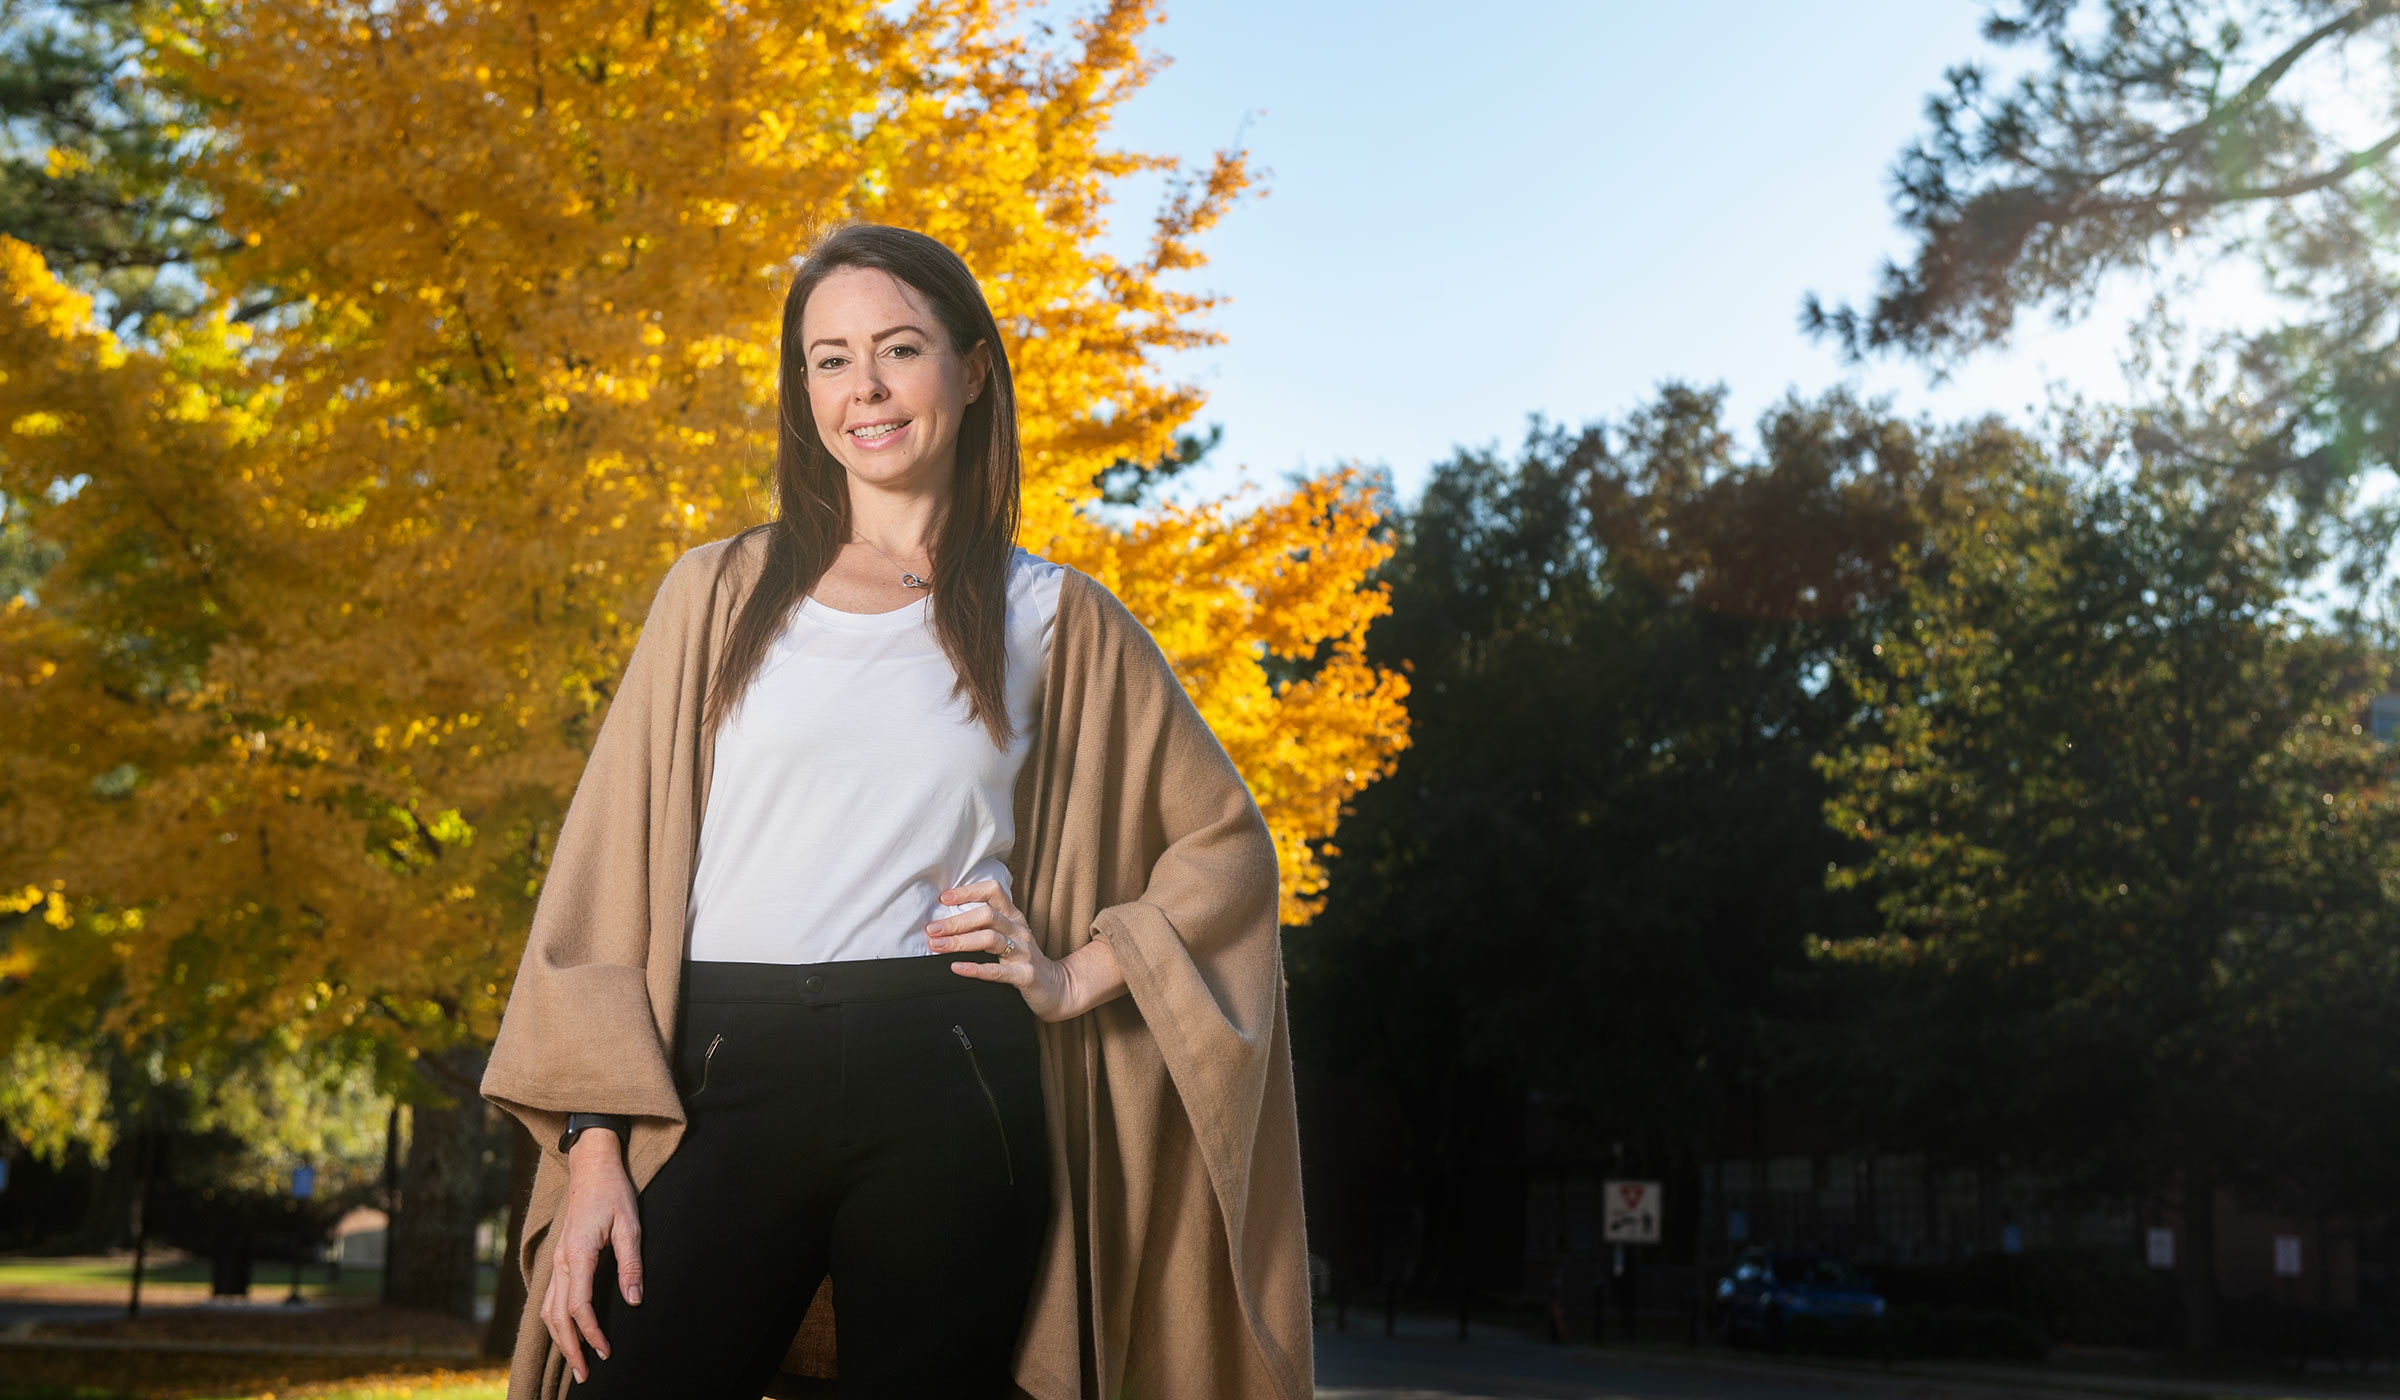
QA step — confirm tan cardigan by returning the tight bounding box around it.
[480,531,1313,1399]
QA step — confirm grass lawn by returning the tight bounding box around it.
[0,1368,506,1400]
[284,1385,504,1400]
[0,1255,496,1305]
[0,1255,505,1400]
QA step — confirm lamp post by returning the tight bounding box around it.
[285,1164,316,1306]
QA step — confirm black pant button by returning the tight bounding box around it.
[804,974,825,993]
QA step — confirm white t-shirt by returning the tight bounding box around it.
[683,547,1066,964]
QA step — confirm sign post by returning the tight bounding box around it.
[1602,1179,1662,1245]
[1602,1180,1661,1341]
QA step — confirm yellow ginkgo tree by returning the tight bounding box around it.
[1,0,1406,1313]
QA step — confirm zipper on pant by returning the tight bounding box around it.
[951,1024,1014,1187]
[692,1032,724,1098]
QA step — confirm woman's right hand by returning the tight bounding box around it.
[542,1129,643,1384]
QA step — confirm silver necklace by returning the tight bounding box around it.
[850,535,933,589]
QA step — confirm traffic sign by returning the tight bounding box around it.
[1602,1179,1661,1244]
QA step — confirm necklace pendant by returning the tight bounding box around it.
[901,571,932,589]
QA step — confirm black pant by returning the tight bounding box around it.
[569,952,1049,1399]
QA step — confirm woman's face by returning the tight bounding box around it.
[799,265,991,499]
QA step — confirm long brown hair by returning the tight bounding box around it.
[703,224,1023,747]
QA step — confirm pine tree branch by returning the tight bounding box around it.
[2070,3,2400,212]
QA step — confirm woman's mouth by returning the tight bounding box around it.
[847,419,911,448]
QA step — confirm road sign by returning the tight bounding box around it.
[1602,1179,1661,1244]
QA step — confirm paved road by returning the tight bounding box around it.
[0,1300,126,1333]
[1315,1327,2400,1400]
[1319,1333,1841,1400]
[1316,1322,1933,1400]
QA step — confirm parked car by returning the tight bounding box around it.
[1715,1248,1886,1346]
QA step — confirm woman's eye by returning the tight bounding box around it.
[815,356,847,372]
[887,344,920,359]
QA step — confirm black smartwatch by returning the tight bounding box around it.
[558,1111,630,1156]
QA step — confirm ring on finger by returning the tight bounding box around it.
[1002,934,1018,956]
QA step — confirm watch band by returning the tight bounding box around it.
[558,1111,630,1156]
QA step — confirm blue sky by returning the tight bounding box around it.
[1091,1,2148,507]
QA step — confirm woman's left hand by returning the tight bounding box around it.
[931,879,1122,1022]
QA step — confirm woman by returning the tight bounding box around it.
[480,224,1313,1400]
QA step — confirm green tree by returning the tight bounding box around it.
[1818,429,2400,1348]
[1292,387,1941,1300]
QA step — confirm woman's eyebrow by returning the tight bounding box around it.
[807,322,929,353]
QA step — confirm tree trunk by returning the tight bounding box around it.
[125,1123,153,1320]
[387,1047,493,1318]
[2180,1171,2220,1352]
[482,1118,539,1357]
[75,1130,139,1251]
